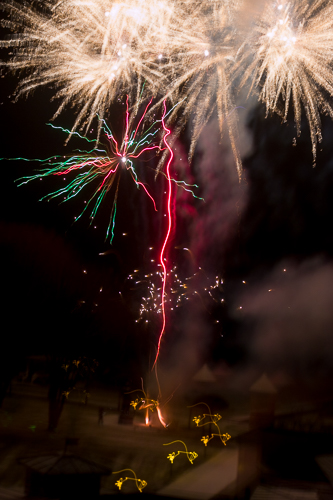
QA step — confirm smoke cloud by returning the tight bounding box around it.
[188,115,249,271]
[235,257,333,386]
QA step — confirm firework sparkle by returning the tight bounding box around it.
[14,96,167,243]
[0,0,173,140]
[236,0,333,161]
[159,0,242,176]
[2,0,333,167]
[126,264,224,324]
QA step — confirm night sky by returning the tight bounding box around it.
[2,51,333,394]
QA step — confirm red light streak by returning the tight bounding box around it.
[157,406,168,428]
[133,98,154,141]
[97,166,119,190]
[134,180,157,211]
[153,100,174,368]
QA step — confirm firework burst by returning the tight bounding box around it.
[236,0,333,161]
[2,1,333,167]
[0,0,244,174]
[16,97,167,243]
[159,1,242,177]
[0,0,173,140]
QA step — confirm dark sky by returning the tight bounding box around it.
[2,53,333,391]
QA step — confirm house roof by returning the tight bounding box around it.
[250,374,277,394]
[192,364,216,382]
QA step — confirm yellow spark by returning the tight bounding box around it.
[189,402,231,447]
[130,400,139,410]
[164,440,198,465]
[201,435,210,446]
[192,412,222,426]
[113,469,147,493]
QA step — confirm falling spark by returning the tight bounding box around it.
[190,402,231,447]
[164,440,198,465]
[129,387,168,428]
[127,263,224,323]
[201,432,231,446]
[113,469,147,493]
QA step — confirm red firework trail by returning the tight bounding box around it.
[153,100,174,368]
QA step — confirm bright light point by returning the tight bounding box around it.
[278,4,283,9]
[283,268,287,272]
[83,270,87,274]
[122,44,127,49]
[105,11,110,16]
[82,74,94,82]
[122,232,127,236]
[117,51,121,56]
[158,54,163,59]
[204,49,209,56]
[121,157,126,163]
[242,280,246,284]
